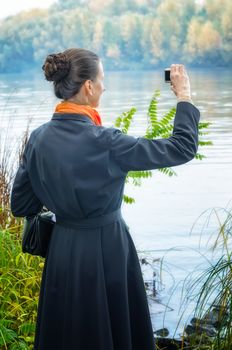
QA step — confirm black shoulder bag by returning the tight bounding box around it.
[22,211,55,258]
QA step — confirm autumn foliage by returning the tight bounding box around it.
[0,0,231,72]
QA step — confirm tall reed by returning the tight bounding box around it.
[179,206,232,350]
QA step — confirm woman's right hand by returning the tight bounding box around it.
[170,64,191,101]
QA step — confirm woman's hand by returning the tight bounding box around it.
[170,64,192,101]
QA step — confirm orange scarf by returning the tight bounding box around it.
[55,101,102,126]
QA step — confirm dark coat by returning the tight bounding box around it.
[11,101,200,350]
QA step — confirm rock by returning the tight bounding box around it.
[190,317,202,326]
[144,282,149,288]
[184,325,195,336]
[190,316,216,328]
[202,306,229,329]
[154,328,169,337]
[141,258,148,265]
[155,338,187,350]
[185,323,217,337]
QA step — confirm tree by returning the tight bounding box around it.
[184,18,221,65]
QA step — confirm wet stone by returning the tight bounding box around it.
[154,328,169,337]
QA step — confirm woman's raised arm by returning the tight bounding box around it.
[108,101,200,173]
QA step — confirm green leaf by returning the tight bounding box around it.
[10,340,28,350]
[198,121,212,129]
[195,153,206,160]
[198,140,213,146]
[158,167,177,177]
[123,194,135,204]
[128,170,152,179]
[0,324,17,346]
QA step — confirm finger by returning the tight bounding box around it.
[170,65,177,77]
[180,64,187,74]
[173,64,178,71]
[179,65,184,73]
[171,64,177,72]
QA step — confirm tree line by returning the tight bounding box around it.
[0,0,231,73]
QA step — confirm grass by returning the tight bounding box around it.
[0,102,40,349]
[176,206,232,350]
[0,226,44,350]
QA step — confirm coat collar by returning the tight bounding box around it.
[51,113,95,125]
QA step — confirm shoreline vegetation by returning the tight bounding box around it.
[1,92,231,349]
[0,0,232,73]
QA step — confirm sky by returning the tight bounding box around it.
[0,0,57,19]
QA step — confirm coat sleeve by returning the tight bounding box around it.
[10,133,43,217]
[109,101,201,172]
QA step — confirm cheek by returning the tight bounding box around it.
[94,80,104,98]
[99,82,103,91]
[99,80,104,91]
[98,84,104,96]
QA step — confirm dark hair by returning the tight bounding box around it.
[42,48,100,99]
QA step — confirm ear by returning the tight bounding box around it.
[84,79,94,96]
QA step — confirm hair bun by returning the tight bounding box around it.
[42,53,70,82]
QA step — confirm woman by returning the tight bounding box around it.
[10,48,200,350]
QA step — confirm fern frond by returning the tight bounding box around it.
[146,91,174,140]
[195,153,206,160]
[113,107,137,133]
[160,107,176,125]
[115,116,123,128]
[148,90,160,119]
[160,132,172,139]
[128,170,153,179]
[146,90,160,136]
[132,178,142,186]
[159,124,174,136]
[123,194,135,204]
[145,122,163,138]
[198,121,212,129]
[198,140,213,146]
[127,170,152,186]
[198,131,210,136]
[158,167,177,177]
